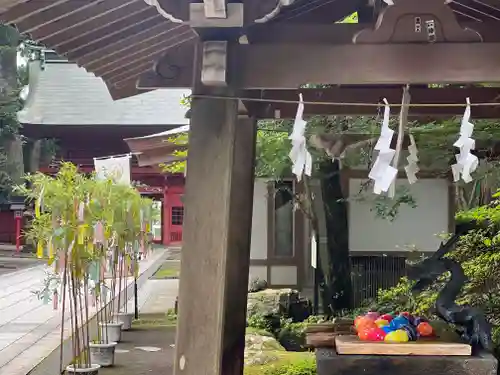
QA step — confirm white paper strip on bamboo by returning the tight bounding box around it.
[405,134,420,184]
[368,99,398,195]
[451,98,478,183]
[94,154,132,185]
[289,93,312,181]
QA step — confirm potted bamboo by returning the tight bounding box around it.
[22,163,156,370]
[21,163,101,374]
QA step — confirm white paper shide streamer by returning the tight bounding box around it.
[289,94,312,181]
[451,98,478,183]
[404,135,419,184]
[368,99,398,195]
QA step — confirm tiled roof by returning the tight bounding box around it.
[18,59,191,126]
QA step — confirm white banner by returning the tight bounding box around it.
[94,155,131,185]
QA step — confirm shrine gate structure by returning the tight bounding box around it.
[3,0,500,375]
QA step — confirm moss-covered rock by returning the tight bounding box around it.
[244,331,285,366]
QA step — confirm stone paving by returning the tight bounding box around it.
[0,248,169,375]
[134,279,179,315]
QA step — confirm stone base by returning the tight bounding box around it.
[316,348,498,375]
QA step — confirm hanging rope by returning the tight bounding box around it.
[189,94,500,108]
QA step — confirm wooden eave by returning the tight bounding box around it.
[0,0,363,99]
[0,0,195,99]
[1,0,500,100]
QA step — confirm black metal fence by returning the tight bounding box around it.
[350,255,408,308]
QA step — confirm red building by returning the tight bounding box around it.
[15,50,189,247]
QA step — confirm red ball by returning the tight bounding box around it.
[358,327,386,341]
[380,314,393,322]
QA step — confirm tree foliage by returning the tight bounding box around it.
[369,194,500,348]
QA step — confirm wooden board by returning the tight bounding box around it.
[335,335,471,356]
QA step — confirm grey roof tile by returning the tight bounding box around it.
[18,61,191,126]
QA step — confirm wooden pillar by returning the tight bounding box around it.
[174,42,257,375]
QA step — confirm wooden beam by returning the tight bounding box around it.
[76,22,190,67]
[244,87,500,119]
[89,28,193,75]
[1,0,66,24]
[105,33,197,87]
[29,0,141,40]
[238,43,500,87]
[53,9,161,52]
[174,42,255,375]
[245,22,500,44]
[14,0,102,34]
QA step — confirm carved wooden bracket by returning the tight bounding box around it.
[137,41,195,89]
[201,41,228,86]
[353,0,482,44]
[151,0,300,26]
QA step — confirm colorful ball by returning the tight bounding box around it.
[384,329,410,343]
[358,327,386,341]
[417,322,434,337]
[374,318,390,328]
[365,311,380,320]
[401,324,418,341]
[390,316,409,329]
[380,313,393,322]
[381,325,395,334]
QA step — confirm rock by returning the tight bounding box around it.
[247,288,311,323]
[248,277,268,293]
[244,332,284,366]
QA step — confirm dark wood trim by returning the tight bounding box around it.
[266,181,274,283]
[349,250,434,257]
[146,42,500,89]
[238,43,500,87]
[261,178,304,289]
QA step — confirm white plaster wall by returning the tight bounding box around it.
[270,265,298,286]
[250,179,268,260]
[249,265,268,282]
[349,178,449,252]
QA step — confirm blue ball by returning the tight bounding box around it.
[381,326,395,334]
[390,316,409,329]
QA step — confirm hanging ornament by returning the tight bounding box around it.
[404,134,420,184]
[289,94,312,181]
[53,290,58,310]
[388,85,411,198]
[77,201,85,222]
[35,187,44,219]
[36,241,44,259]
[451,98,478,183]
[368,99,398,195]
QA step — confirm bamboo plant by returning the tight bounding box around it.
[19,162,156,372]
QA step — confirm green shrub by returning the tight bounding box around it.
[247,312,275,333]
[368,195,500,348]
[278,319,308,351]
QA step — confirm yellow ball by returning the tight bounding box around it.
[384,329,409,343]
[374,319,389,327]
